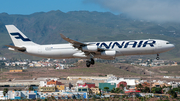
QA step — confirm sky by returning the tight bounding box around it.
[0,0,112,14]
[0,0,180,22]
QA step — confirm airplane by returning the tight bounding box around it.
[5,25,175,67]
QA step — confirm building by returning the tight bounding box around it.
[7,91,37,100]
[67,74,116,81]
[99,83,116,92]
[152,82,170,88]
[90,88,100,94]
[107,78,136,89]
[117,81,127,89]
[141,82,150,88]
[9,70,23,73]
[77,87,89,92]
[39,86,56,92]
[85,83,95,88]
[47,80,62,85]
[56,85,65,90]
[39,79,64,92]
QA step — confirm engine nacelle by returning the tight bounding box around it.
[101,51,116,56]
[82,45,98,52]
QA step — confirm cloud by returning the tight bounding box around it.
[84,0,180,22]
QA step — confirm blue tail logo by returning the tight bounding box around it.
[10,33,31,41]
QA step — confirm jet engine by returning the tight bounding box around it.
[101,51,116,56]
[82,45,98,52]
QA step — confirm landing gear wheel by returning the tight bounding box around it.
[156,57,159,60]
[86,61,91,67]
[156,54,160,60]
[90,58,95,65]
[86,58,95,67]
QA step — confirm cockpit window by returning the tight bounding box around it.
[166,42,169,44]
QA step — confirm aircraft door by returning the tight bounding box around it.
[155,41,162,53]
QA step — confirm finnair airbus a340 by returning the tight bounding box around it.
[5,25,175,67]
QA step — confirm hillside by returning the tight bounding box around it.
[1,62,180,81]
[0,10,180,60]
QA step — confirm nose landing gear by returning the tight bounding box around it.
[156,54,160,60]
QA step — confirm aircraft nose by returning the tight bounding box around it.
[169,44,175,50]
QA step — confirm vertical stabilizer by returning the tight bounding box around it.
[5,25,38,47]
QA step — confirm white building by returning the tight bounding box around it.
[107,78,136,89]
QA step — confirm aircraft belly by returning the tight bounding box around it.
[116,47,155,56]
[27,47,77,59]
[44,49,76,57]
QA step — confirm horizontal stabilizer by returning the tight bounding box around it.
[6,45,26,52]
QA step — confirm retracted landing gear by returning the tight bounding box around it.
[86,58,95,67]
[156,54,160,60]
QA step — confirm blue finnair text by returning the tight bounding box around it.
[96,40,156,49]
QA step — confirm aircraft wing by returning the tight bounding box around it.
[60,34,86,48]
[60,34,105,51]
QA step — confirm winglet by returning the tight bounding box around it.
[60,33,67,40]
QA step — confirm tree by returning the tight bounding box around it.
[115,88,121,93]
[151,87,162,94]
[120,84,125,90]
[3,88,8,100]
[127,85,131,89]
[29,86,34,91]
[111,88,115,93]
[168,89,177,98]
[144,86,150,93]
[111,88,121,93]
[136,84,143,91]
[104,87,109,92]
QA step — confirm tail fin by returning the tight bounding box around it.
[5,25,38,47]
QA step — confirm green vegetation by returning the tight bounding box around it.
[3,88,8,100]
[104,87,109,92]
[159,66,180,75]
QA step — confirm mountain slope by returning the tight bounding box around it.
[0,10,179,60]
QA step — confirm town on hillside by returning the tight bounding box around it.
[0,56,180,100]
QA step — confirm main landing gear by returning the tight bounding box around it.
[156,54,160,60]
[86,58,95,67]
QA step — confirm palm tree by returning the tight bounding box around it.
[144,86,150,93]
[127,85,131,89]
[104,87,109,93]
[120,84,124,90]
[3,88,8,100]
[137,84,143,91]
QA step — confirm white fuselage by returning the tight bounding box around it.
[23,39,174,59]
[5,25,175,65]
